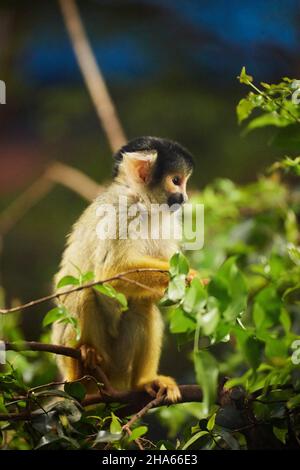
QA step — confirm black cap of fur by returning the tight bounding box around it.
[113,136,194,183]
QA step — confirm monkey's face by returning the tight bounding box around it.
[149,172,191,210]
[163,173,191,209]
[113,136,194,210]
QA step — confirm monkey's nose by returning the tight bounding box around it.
[167,192,184,207]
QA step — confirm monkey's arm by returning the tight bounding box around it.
[99,255,170,299]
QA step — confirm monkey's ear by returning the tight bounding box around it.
[121,150,157,184]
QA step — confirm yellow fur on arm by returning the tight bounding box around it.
[102,256,170,299]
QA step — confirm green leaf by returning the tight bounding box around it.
[287,394,300,409]
[255,286,281,329]
[94,283,128,311]
[247,112,290,130]
[167,275,186,302]
[42,306,68,327]
[279,308,291,333]
[219,429,240,449]
[238,66,253,84]
[273,426,288,444]
[182,430,209,450]
[115,292,128,310]
[59,315,81,341]
[243,336,263,370]
[288,244,300,266]
[93,430,122,444]
[94,283,117,297]
[265,337,288,360]
[194,350,219,415]
[128,426,148,442]
[234,327,263,370]
[169,252,189,277]
[183,278,207,314]
[110,412,122,434]
[170,307,196,334]
[236,97,255,124]
[209,257,248,321]
[80,271,95,284]
[207,413,216,431]
[200,307,220,336]
[57,275,79,289]
[64,382,86,401]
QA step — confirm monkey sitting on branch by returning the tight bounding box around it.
[52,136,195,402]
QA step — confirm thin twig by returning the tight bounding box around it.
[123,427,144,450]
[123,394,166,431]
[0,268,168,314]
[58,0,127,152]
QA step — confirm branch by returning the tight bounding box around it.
[122,394,166,431]
[0,268,168,314]
[2,340,203,422]
[0,385,203,422]
[58,0,127,152]
[0,175,55,237]
[4,341,81,359]
[0,162,101,237]
[46,161,101,202]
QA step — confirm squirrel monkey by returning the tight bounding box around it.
[52,136,194,402]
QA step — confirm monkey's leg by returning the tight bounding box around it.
[52,321,82,381]
[131,303,181,403]
[52,289,109,386]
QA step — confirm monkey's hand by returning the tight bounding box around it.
[80,344,103,373]
[141,375,181,403]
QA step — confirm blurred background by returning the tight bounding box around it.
[0,0,299,377]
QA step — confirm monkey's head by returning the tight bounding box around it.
[113,136,194,209]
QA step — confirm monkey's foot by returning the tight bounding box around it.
[142,375,181,403]
[79,344,102,372]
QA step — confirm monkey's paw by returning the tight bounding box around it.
[142,375,181,403]
[79,344,102,372]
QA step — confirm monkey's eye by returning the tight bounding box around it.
[172,176,181,186]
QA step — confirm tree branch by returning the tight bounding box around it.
[58,0,127,152]
[0,268,168,314]
[0,385,203,422]
[0,162,102,237]
[4,341,81,359]
[1,340,203,423]
[0,175,55,237]
[46,161,101,202]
